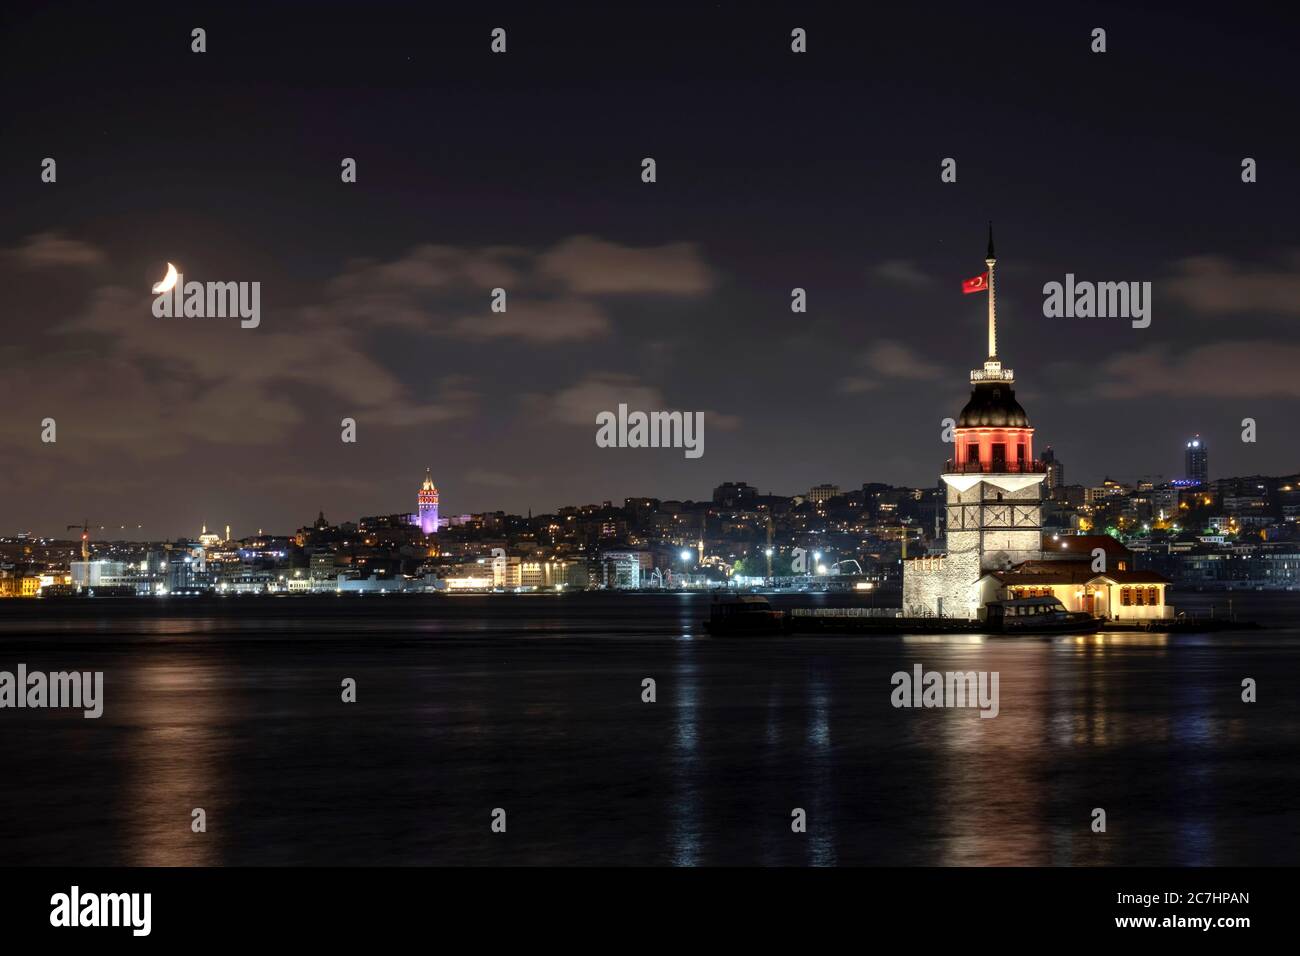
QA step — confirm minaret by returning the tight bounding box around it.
[417,468,440,535]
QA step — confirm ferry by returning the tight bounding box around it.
[984,596,1101,635]
[703,595,792,636]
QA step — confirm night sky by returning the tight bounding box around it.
[2,2,1296,539]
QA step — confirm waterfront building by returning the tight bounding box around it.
[598,550,653,589]
[0,573,41,598]
[977,561,1173,621]
[492,552,522,588]
[980,534,1174,620]
[519,559,590,589]
[309,551,337,588]
[70,560,133,589]
[165,546,212,592]
[443,573,495,590]
[216,570,273,594]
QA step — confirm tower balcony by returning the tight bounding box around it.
[969,365,1014,383]
[944,458,1047,475]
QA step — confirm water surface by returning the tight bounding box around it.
[1,591,1297,866]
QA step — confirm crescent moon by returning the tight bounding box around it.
[152,262,178,294]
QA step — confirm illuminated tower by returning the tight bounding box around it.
[417,468,440,534]
[903,226,1046,619]
[1185,435,1207,486]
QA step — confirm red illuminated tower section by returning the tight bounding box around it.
[418,468,440,535]
[903,226,1046,619]
[949,226,1035,475]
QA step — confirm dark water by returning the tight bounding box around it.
[1,591,1298,866]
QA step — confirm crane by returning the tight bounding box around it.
[66,520,144,561]
[67,520,99,561]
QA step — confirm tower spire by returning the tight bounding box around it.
[986,221,997,360]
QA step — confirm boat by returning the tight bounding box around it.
[984,596,1101,634]
[703,595,792,635]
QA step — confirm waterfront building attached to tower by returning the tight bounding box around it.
[902,228,1048,619]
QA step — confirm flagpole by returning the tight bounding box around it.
[986,221,997,359]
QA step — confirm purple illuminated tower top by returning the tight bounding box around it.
[418,468,440,534]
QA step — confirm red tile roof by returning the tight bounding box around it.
[984,559,1169,586]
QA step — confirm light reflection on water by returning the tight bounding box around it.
[0,592,1297,866]
[670,645,700,867]
[805,670,836,866]
[120,660,223,865]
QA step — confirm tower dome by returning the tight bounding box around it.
[958,381,1029,428]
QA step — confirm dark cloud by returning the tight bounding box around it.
[537,236,715,295]
[1165,251,1300,317]
[840,340,945,393]
[1093,341,1300,399]
[9,231,105,269]
[871,260,933,288]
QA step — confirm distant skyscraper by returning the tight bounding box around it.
[418,468,440,534]
[1039,446,1064,493]
[1185,435,1208,486]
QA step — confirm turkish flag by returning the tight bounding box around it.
[962,272,989,294]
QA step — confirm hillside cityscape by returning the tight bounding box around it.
[3,439,1297,599]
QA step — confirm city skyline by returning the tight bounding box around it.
[2,5,1296,539]
[0,438,1265,545]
